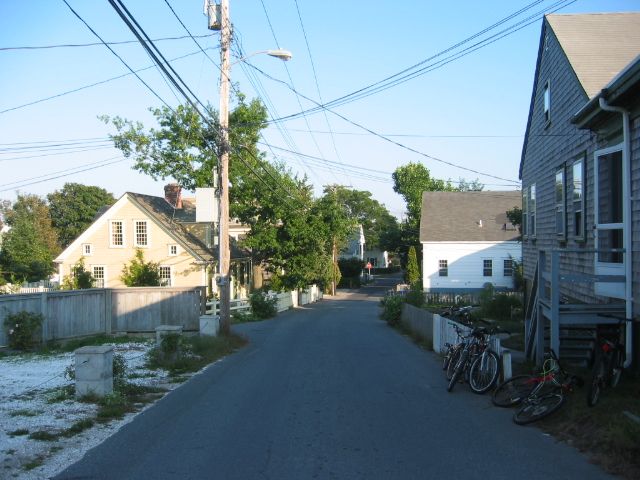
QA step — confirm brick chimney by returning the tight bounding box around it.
[164,183,183,209]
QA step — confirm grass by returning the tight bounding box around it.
[28,431,58,441]
[8,409,41,417]
[45,385,74,403]
[8,429,29,437]
[23,456,45,471]
[62,418,94,437]
[0,334,147,358]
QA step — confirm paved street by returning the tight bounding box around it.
[55,276,610,479]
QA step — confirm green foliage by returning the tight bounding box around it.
[511,257,524,292]
[506,206,523,233]
[250,291,278,319]
[61,257,95,290]
[380,294,404,327]
[121,249,160,287]
[405,283,425,308]
[47,183,115,248]
[406,246,420,285]
[3,311,44,350]
[478,283,523,321]
[338,257,364,278]
[0,194,60,282]
[456,178,485,191]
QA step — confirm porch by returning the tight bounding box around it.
[525,249,626,366]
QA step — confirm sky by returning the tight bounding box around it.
[1,0,638,219]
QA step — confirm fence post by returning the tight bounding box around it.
[104,289,112,335]
[432,314,442,353]
[502,350,512,381]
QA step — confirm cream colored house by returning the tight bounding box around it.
[54,184,251,296]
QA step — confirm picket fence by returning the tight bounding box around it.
[0,287,206,347]
[205,284,323,315]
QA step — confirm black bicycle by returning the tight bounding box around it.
[587,325,625,407]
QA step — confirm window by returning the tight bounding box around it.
[573,159,584,239]
[159,266,171,286]
[92,266,105,288]
[555,168,565,237]
[168,244,178,256]
[522,190,528,237]
[543,81,551,124]
[438,260,448,277]
[528,184,537,238]
[483,260,493,277]
[503,259,513,277]
[134,220,148,247]
[82,244,93,256]
[110,221,124,247]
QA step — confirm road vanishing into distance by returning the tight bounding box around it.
[55,275,610,479]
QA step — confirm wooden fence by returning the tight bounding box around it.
[205,285,323,315]
[0,287,206,347]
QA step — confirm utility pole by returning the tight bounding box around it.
[208,0,231,334]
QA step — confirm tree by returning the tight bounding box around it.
[506,206,522,233]
[456,178,485,192]
[0,194,60,282]
[60,257,95,290]
[406,245,421,286]
[121,249,161,287]
[48,183,115,248]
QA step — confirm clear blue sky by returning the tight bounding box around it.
[1,0,637,218]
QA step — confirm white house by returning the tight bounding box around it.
[339,224,365,261]
[419,191,521,292]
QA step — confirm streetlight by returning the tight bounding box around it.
[211,0,291,334]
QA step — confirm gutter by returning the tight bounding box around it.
[598,97,633,368]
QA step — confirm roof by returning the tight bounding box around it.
[128,193,249,261]
[419,191,521,243]
[519,12,640,179]
[547,13,640,99]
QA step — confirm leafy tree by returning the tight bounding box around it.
[0,194,60,282]
[47,183,115,248]
[61,257,95,290]
[121,249,161,287]
[456,178,485,192]
[506,206,522,233]
[406,246,421,285]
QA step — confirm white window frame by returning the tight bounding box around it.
[438,259,448,277]
[555,168,566,238]
[483,259,493,277]
[522,189,528,237]
[528,184,537,239]
[168,244,179,256]
[92,265,106,288]
[82,243,93,256]
[134,220,149,248]
[159,265,172,287]
[503,259,513,277]
[109,220,125,248]
[572,158,585,240]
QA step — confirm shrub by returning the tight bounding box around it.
[380,294,404,327]
[478,283,523,321]
[61,257,94,290]
[405,283,425,308]
[250,291,278,319]
[121,249,160,287]
[3,311,44,350]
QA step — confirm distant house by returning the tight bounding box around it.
[364,248,389,269]
[519,13,640,364]
[419,191,521,293]
[54,184,252,298]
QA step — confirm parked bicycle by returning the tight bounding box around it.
[442,323,467,373]
[447,322,503,394]
[587,325,625,407]
[492,350,582,425]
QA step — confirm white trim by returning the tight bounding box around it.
[91,265,107,288]
[82,243,93,256]
[159,265,172,287]
[133,219,150,248]
[168,244,179,256]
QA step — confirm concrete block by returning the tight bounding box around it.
[75,345,114,398]
[199,315,220,337]
[155,325,183,346]
[502,349,512,381]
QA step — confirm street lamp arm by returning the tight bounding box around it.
[231,49,292,65]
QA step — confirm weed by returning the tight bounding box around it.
[46,385,74,403]
[28,430,58,441]
[23,456,45,471]
[3,311,44,351]
[4,449,16,455]
[8,409,41,417]
[8,429,29,437]
[380,294,403,326]
[62,418,94,437]
[96,392,132,422]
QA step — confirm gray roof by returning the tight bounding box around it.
[547,13,640,98]
[128,193,249,262]
[419,191,521,243]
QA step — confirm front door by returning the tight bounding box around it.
[593,146,625,298]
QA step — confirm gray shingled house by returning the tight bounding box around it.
[419,191,520,293]
[519,13,640,366]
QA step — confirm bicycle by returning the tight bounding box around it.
[447,323,502,394]
[442,323,467,373]
[492,350,582,425]
[587,325,625,407]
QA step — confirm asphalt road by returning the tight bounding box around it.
[55,276,610,479]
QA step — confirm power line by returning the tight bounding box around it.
[0,33,215,51]
[0,144,114,162]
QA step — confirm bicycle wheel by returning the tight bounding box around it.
[447,351,467,392]
[446,348,461,381]
[587,355,606,407]
[492,375,536,407]
[442,345,453,371]
[513,391,564,425]
[610,349,623,388]
[469,350,500,394]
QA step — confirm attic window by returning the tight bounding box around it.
[543,81,551,124]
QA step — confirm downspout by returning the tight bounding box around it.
[599,97,633,368]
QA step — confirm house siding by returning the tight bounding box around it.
[58,201,205,289]
[521,22,597,303]
[422,242,521,292]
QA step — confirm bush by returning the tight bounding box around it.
[479,283,523,321]
[250,291,277,319]
[380,294,404,327]
[3,311,44,350]
[61,257,94,290]
[405,283,425,308]
[121,249,161,287]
